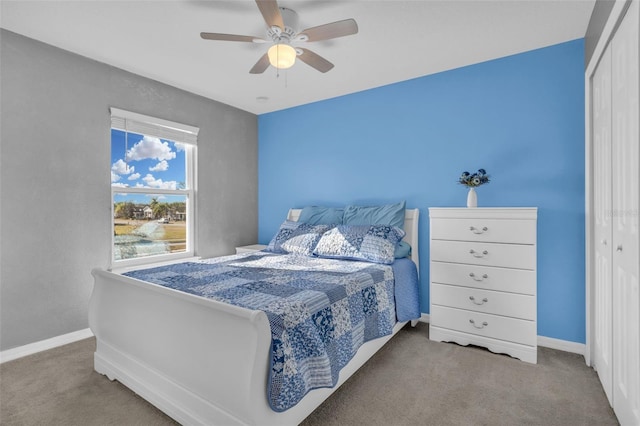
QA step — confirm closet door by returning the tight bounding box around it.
[611,1,640,424]
[592,45,613,405]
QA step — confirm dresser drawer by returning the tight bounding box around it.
[430,262,536,295]
[430,305,536,347]
[430,218,536,244]
[430,240,536,270]
[431,283,536,320]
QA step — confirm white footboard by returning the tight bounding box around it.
[90,268,276,425]
[90,268,407,425]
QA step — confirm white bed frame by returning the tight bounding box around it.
[89,208,419,425]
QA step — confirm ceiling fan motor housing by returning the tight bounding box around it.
[267,7,301,44]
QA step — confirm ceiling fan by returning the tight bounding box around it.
[200,0,358,74]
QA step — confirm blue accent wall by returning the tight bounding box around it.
[258,39,585,343]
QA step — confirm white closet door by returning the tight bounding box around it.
[592,45,613,405]
[611,1,640,424]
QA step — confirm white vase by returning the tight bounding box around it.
[467,187,477,208]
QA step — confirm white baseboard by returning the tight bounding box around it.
[0,328,94,364]
[418,313,430,323]
[537,335,585,355]
[419,313,584,356]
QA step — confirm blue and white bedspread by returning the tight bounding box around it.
[123,252,419,411]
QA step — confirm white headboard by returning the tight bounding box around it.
[287,208,420,274]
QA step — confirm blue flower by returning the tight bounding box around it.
[458,169,490,188]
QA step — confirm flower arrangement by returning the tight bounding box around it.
[459,169,490,188]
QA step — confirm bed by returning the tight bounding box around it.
[89,208,420,425]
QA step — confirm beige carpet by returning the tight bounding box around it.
[0,323,618,425]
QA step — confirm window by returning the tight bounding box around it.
[110,108,198,267]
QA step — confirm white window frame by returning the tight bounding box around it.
[110,108,198,269]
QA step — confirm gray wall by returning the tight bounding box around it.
[0,29,258,351]
[584,0,616,67]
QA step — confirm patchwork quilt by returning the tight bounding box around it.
[124,252,412,411]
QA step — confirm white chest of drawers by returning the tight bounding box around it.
[429,207,538,363]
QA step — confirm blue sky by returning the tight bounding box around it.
[111,129,187,204]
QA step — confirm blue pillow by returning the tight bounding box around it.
[395,241,411,259]
[313,224,406,265]
[264,220,333,256]
[343,201,406,229]
[298,206,344,225]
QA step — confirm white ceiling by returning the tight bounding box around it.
[1,0,595,115]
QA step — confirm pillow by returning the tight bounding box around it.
[313,224,406,265]
[264,220,333,256]
[343,201,406,229]
[395,241,411,259]
[298,206,344,225]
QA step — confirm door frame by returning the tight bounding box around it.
[585,0,633,367]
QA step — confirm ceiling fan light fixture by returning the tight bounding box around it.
[268,43,296,69]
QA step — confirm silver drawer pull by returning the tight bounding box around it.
[469,249,488,258]
[469,226,488,234]
[469,319,488,329]
[469,296,488,305]
[469,272,488,281]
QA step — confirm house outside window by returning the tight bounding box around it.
[110,108,198,268]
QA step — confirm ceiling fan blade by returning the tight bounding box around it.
[200,32,262,43]
[297,48,334,73]
[255,0,284,30]
[250,53,271,74]
[299,19,358,42]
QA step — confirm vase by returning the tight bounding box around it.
[467,187,477,208]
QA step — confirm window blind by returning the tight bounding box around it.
[110,107,199,145]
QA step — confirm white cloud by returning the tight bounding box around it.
[111,171,121,183]
[174,142,185,152]
[142,173,178,190]
[111,159,135,175]
[149,160,169,172]
[128,172,141,181]
[142,174,156,185]
[126,136,176,162]
[112,182,129,188]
